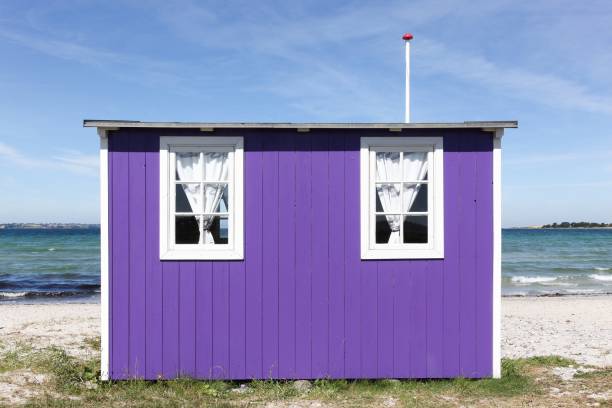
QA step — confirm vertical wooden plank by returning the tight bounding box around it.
[344,134,361,378]
[426,261,444,377]
[162,261,180,378]
[393,262,411,377]
[145,138,163,380]
[195,262,213,379]
[410,261,427,377]
[212,262,230,379]
[229,261,246,379]
[459,134,478,377]
[179,262,196,376]
[262,134,280,378]
[311,133,329,377]
[328,134,346,378]
[111,134,129,379]
[295,134,313,378]
[278,132,296,378]
[360,261,378,378]
[128,134,147,377]
[377,263,395,378]
[244,133,263,378]
[442,135,461,377]
[476,134,494,376]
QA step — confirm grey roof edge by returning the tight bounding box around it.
[83,120,517,129]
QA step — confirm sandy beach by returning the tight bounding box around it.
[1,296,610,367]
[0,296,610,406]
[502,295,612,367]
[0,303,100,360]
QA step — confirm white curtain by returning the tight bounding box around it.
[376,153,402,243]
[376,152,427,244]
[402,152,428,213]
[201,152,229,244]
[176,152,229,244]
[176,152,202,219]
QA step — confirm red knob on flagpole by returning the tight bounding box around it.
[402,33,413,41]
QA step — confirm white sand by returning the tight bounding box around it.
[0,303,99,359]
[0,296,610,367]
[502,296,612,367]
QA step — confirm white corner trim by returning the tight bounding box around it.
[492,129,503,378]
[360,137,444,260]
[159,136,244,260]
[98,129,110,381]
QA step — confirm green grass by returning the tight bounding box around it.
[518,355,577,367]
[574,368,612,379]
[1,340,606,408]
[0,343,99,390]
[82,337,101,353]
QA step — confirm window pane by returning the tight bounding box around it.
[203,216,229,244]
[403,183,427,212]
[375,152,400,181]
[176,153,201,181]
[203,152,229,181]
[203,184,229,213]
[176,216,200,244]
[375,184,400,212]
[403,152,427,181]
[403,215,428,243]
[176,183,202,213]
[376,214,400,244]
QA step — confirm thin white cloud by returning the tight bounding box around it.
[505,150,612,165]
[145,0,612,118]
[505,180,612,190]
[0,141,97,176]
[3,0,612,119]
[0,27,198,94]
[416,39,612,115]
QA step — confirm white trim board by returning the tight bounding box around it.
[492,130,503,378]
[98,129,110,381]
[159,136,244,260]
[359,137,444,260]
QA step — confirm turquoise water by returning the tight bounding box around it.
[0,229,100,303]
[503,228,612,296]
[0,228,611,302]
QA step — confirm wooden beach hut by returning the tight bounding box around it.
[87,35,517,380]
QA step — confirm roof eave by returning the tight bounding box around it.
[83,120,518,130]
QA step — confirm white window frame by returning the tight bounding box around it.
[160,136,244,260]
[360,137,444,259]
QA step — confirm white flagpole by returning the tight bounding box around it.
[403,33,413,123]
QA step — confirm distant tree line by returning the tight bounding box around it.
[0,223,99,230]
[542,222,612,228]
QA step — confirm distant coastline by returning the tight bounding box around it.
[507,222,612,229]
[0,223,99,230]
[541,222,612,229]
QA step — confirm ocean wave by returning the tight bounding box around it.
[511,276,557,284]
[564,288,599,294]
[589,274,612,282]
[594,267,610,271]
[0,292,27,298]
[0,290,99,300]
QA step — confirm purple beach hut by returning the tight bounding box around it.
[88,34,516,381]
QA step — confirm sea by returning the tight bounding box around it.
[0,228,611,303]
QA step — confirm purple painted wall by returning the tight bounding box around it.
[108,128,493,380]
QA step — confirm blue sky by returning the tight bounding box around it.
[0,0,611,227]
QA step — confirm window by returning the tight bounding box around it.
[160,136,243,260]
[360,137,444,259]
